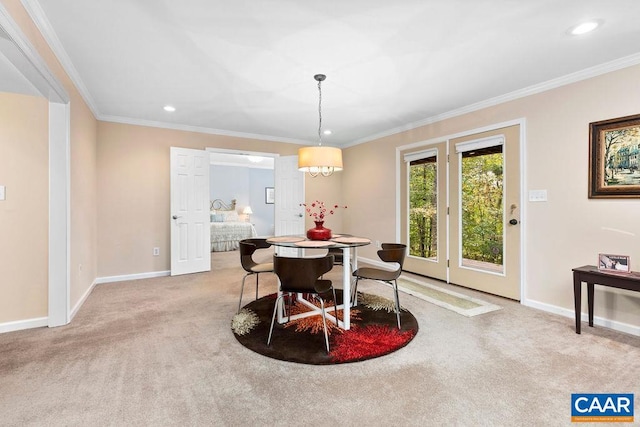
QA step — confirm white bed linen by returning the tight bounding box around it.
[210,221,257,252]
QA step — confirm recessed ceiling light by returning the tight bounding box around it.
[569,20,601,35]
[163,105,176,112]
[323,129,332,135]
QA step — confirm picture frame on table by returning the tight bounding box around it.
[598,253,630,273]
[588,113,640,199]
[265,187,275,204]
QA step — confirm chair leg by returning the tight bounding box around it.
[267,294,285,346]
[317,296,330,353]
[331,287,339,325]
[351,277,360,307]
[255,273,259,300]
[238,274,251,313]
[392,280,401,329]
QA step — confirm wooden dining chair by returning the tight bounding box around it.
[351,243,407,328]
[267,255,336,353]
[238,238,274,313]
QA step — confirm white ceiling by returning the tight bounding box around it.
[14,0,640,146]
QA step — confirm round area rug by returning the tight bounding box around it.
[232,291,418,365]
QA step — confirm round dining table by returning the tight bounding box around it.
[266,235,371,330]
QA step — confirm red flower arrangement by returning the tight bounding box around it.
[300,200,347,221]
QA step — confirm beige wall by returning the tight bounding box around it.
[343,64,640,331]
[96,122,300,277]
[1,0,98,324]
[304,172,346,232]
[0,92,49,323]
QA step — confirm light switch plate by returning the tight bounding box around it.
[529,189,547,202]
[0,185,5,201]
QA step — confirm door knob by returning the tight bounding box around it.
[297,213,303,217]
[172,215,181,220]
[509,218,519,225]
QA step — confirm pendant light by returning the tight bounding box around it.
[298,74,343,177]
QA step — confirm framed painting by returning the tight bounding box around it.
[589,113,640,198]
[265,187,275,204]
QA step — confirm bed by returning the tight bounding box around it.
[210,199,257,252]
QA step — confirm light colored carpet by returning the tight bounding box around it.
[397,275,502,317]
[0,250,639,426]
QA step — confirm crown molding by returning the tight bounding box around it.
[18,1,640,149]
[99,114,310,146]
[346,52,640,148]
[21,0,98,115]
[0,1,68,103]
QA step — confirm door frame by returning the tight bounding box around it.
[396,118,527,300]
[0,6,71,328]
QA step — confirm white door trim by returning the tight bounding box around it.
[0,5,71,328]
[48,102,70,326]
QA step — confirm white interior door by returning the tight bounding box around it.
[274,155,304,256]
[170,147,211,276]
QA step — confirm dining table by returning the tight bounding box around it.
[266,234,371,330]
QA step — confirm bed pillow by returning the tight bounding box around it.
[211,213,225,222]
[220,211,240,222]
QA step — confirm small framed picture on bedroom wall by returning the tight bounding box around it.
[265,187,275,204]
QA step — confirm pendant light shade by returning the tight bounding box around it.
[298,146,343,177]
[298,74,343,177]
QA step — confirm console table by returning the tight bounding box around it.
[573,265,640,334]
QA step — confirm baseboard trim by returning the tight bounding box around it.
[0,317,48,334]
[69,278,98,322]
[95,270,171,285]
[522,298,640,337]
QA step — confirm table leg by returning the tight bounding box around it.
[573,273,581,334]
[342,247,351,330]
[587,282,594,327]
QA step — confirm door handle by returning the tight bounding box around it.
[297,213,303,218]
[509,218,519,225]
[172,215,181,220]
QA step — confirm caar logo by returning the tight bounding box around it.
[572,393,634,423]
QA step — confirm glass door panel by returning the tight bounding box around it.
[410,157,438,260]
[401,142,447,281]
[460,145,504,274]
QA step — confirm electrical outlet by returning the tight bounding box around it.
[153,247,160,256]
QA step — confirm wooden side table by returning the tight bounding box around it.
[573,265,640,334]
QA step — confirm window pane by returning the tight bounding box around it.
[409,157,437,260]
[460,147,504,273]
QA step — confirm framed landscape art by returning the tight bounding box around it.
[589,113,640,198]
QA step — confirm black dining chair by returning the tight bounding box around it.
[267,255,336,353]
[238,238,274,313]
[352,243,407,329]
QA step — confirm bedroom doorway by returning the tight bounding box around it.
[207,149,276,237]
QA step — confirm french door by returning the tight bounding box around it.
[401,124,522,300]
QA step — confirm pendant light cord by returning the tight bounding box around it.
[317,79,323,146]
